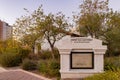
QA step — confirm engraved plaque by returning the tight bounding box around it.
[71,37,92,43]
[70,52,94,69]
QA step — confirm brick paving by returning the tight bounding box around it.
[0,69,51,80]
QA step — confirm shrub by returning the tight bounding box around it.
[104,57,120,71]
[28,53,40,60]
[53,48,60,60]
[39,50,52,59]
[0,53,21,67]
[22,59,37,70]
[85,71,120,80]
[39,49,60,60]
[18,48,30,60]
[47,60,60,77]
[37,59,60,77]
[37,60,48,74]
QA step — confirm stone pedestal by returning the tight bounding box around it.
[57,36,107,79]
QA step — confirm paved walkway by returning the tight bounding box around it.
[0,67,51,80]
[0,67,7,73]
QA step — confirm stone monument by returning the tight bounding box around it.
[57,35,107,79]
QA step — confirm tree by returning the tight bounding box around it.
[76,0,109,38]
[75,0,120,56]
[102,11,120,56]
[20,33,41,53]
[13,6,44,53]
[14,6,69,59]
[35,13,68,59]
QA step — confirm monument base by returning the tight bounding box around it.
[60,71,103,79]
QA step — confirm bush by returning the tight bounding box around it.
[48,60,60,77]
[18,48,30,60]
[28,53,40,60]
[37,60,48,74]
[104,57,120,71]
[79,56,120,80]
[37,59,60,77]
[22,59,37,70]
[39,50,52,59]
[85,71,120,80]
[0,53,21,67]
[39,49,60,60]
[53,48,60,60]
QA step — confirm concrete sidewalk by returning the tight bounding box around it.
[0,67,51,80]
[0,67,7,73]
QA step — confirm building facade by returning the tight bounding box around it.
[0,20,12,40]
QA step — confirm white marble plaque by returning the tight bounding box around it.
[71,52,93,69]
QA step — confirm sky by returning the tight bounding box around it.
[0,0,120,25]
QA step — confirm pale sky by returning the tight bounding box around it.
[0,0,119,25]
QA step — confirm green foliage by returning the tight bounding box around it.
[37,60,48,74]
[13,6,44,53]
[35,12,68,59]
[0,39,30,67]
[76,0,109,38]
[22,59,37,70]
[48,60,60,77]
[85,71,120,80]
[85,56,120,80]
[104,20,120,56]
[0,39,21,54]
[0,53,21,67]
[39,50,52,59]
[20,33,42,53]
[104,57,120,71]
[27,53,40,60]
[76,0,120,56]
[53,48,60,59]
[37,59,60,77]
[14,6,68,57]
[80,0,109,14]
[39,49,60,60]
[18,48,30,60]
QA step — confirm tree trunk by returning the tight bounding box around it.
[107,44,112,57]
[32,46,34,54]
[47,36,56,60]
[50,44,55,60]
